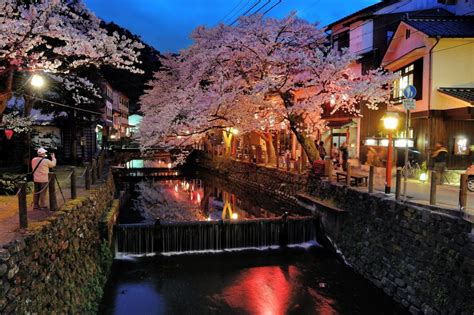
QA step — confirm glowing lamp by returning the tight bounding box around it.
[382,113,399,131]
[4,129,14,140]
[231,213,238,220]
[30,74,45,88]
[231,128,239,135]
[419,173,427,182]
[206,216,211,222]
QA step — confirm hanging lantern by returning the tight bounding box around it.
[4,129,14,140]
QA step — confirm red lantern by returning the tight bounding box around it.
[4,129,14,140]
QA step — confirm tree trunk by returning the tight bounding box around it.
[288,115,320,165]
[256,131,276,165]
[22,96,34,170]
[0,68,14,118]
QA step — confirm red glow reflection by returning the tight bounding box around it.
[220,267,292,315]
[308,287,336,315]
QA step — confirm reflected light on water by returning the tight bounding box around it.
[219,267,292,315]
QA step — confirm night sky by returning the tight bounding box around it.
[84,0,380,53]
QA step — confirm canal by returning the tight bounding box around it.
[100,171,407,314]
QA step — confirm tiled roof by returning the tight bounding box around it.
[438,88,474,105]
[326,0,398,29]
[404,16,474,37]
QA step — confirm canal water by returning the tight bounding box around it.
[101,173,407,314]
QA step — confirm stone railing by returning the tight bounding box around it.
[0,171,117,313]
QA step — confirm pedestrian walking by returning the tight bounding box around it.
[32,148,56,210]
[318,141,327,160]
[340,142,349,171]
[431,142,448,184]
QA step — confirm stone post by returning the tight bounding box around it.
[70,167,77,200]
[327,159,333,182]
[346,162,351,186]
[18,181,27,228]
[459,174,468,210]
[368,165,375,193]
[395,169,402,201]
[430,171,437,205]
[85,162,91,190]
[49,173,58,211]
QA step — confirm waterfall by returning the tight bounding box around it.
[115,223,155,255]
[115,217,318,256]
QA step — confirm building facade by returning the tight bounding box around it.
[381,15,474,169]
[326,0,473,165]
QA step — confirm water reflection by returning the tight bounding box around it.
[101,248,407,315]
[134,177,284,223]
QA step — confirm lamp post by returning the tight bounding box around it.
[382,113,399,194]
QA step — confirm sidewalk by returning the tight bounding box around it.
[0,165,90,245]
[331,166,474,219]
[231,155,473,219]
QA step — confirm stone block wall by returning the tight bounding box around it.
[197,155,308,205]
[0,173,116,313]
[307,177,474,314]
[198,155,474,314]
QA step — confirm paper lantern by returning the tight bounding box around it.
[4,129,14,140]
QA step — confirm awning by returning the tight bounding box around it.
[438,87,474,105]
[327,119,354,128]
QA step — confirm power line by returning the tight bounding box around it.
[262,0,282,15]
[230,0,262,25]
[250,0,272,16]
[26,95,103,115]
[219,0,245,24]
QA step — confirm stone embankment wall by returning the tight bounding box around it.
[197,155,308,205]
[198,155,474,315]
[0,173,117,313]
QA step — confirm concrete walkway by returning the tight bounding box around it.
[0,165,94,245]
[238,157,473,219]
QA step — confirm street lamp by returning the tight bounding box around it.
[30,74,45,89]
[382,112,399,193]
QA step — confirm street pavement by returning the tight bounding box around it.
[352,168,474,219]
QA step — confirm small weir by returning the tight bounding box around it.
[115,216,317,255]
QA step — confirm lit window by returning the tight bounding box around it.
[392,63,415,101]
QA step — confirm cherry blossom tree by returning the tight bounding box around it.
[0,0,143,115]
[140,14,395,163]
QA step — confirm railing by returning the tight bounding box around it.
[16,150,107,229]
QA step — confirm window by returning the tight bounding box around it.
[106,104,112,117]
[333,31,349,51]
[392,58,423,102]
[387,31,394,44]
[405,29,410,39]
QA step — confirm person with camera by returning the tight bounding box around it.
[31,148,56,210]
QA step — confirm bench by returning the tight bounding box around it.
[335,171,368,186]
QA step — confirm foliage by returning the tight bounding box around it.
[0,0,143,74]
[100,22,163,113]
[1,111,34,133]
[140,13,395,162]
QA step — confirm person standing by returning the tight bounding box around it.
[431,142,448,184]
[340,142,349,171]
[32,148,56,210]
[318,141,327,160]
